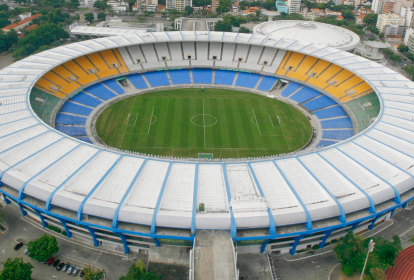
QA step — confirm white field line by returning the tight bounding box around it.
[273,108,290,149]
[119,98,138,147]
[252,109,262,136]
[203,99,206,148]
[147,107,155,134]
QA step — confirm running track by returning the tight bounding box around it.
[386,245,414,279]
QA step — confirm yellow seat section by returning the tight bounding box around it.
[42,71,79,95]
[276,51,292,75]
[74,56,98,74]
[35,78,66,98]
[53,66,77,82]
[63,60,97,85]
[327,69,353,86]
[306,59,330,77]
[86,53,118,78]
[287,55,318,81]
[100,49,129,73]
[308,64,342,89]
[349,82,372,97]
[327,76,361,99]
[113,49,129,72]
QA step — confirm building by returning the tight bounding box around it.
[393,0,413,14]
[383,24,408,37]
[166,0,191,11]
[212,0,219,13]
[407,32,414,51]
[376,13,405,32]
[287,0,301,14]
[400,6,414,26]
[276,0,289,14]
[383,1,395,13]
[371,0,394,14]
[1,13,41,32]
[174,17,222,31]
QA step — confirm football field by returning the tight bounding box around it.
[95,88,312,158]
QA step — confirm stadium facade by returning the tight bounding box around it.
[0,30,413,255]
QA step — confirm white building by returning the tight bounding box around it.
[166,0,191,11]
[287,0,301,14]
[376,13,405,32]
[400,6,414,27]
[371,0,393,14]
[393,0,413,15]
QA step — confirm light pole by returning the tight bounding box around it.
[360,239,375,280]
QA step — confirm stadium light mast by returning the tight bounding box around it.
[360,239,375,280]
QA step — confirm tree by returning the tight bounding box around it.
[382,48,394,57]
[334,231,402,278]
[0,4,9,11]
[27,234,59,262]
[119,260,161,280]
[389,54,402,63]
[93,0,108,11]
[379,32,384,39]
[185,6,193,15]
[0,258,33,280]
[13,0,29,6]
[238,26,250,33]
[262,0,276,11]
[370,268,386,280]
[398,43,409,54]
[406,52,414,62]
[403,65,414,80]
[82,266,105,280]
[97,12,106,21]
[0,18,10,28]
[216,0,231,14]
[214,19,232,32]
[342,10,355,20]
[63,0,80,11]
[368,25,379,35]
[84,13,94,24]
[363,13,378,25]
[0,30,18,53]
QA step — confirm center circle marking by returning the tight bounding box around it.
[191,114,217,127]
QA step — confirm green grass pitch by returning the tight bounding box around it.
[95,88,312,159]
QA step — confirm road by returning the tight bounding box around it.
[0,202,147,280]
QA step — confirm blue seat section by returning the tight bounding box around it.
[55,126,87,136]
[313,105,347,119]
[128,74,148,89]
[321,117,353,129]
[60,102,92,116]
[103,79,124,94]
[143,71,170,87]
[69,93,102,108]
[317,140,340,147]
[85,83,117,100]
[193,69,213,84]
[235,72,261,88]
[290,87,321,103]
[303,95,336,111]
[76,136,93,144]
[281,82,302,97]
[55,114,87,125]
[257,76,278,91]
[169,69,191,84]
[322,130,353,140]
[214,70,236,85]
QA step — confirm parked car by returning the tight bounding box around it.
[47,257,56,266]
[80,269,84,277]
[72,268,79,276]
[24,248,28,255]
[67,265,74,274]
[56,262,65,271]
[14,242,23,251]
[62,263,70,272]
[40,258,49,264]
[52,259,60,268]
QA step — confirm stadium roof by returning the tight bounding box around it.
[253,20,360,51]
[0,31,413,235]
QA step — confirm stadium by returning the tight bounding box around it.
[0,26,413,260]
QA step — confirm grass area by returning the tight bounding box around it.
[96,88,312,158]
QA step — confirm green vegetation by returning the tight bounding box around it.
[96,88,312,159]
[120,260,161,280]
[238,26,250,33]
[0,258,33,280]
[82,266,105,280]
[397,43,409,54]
[214,18,232,31]
[85,13,94,23]
[334,231,402,279]
[389,54,402,63]
[403,65,414,80]
[28,234,59,262]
